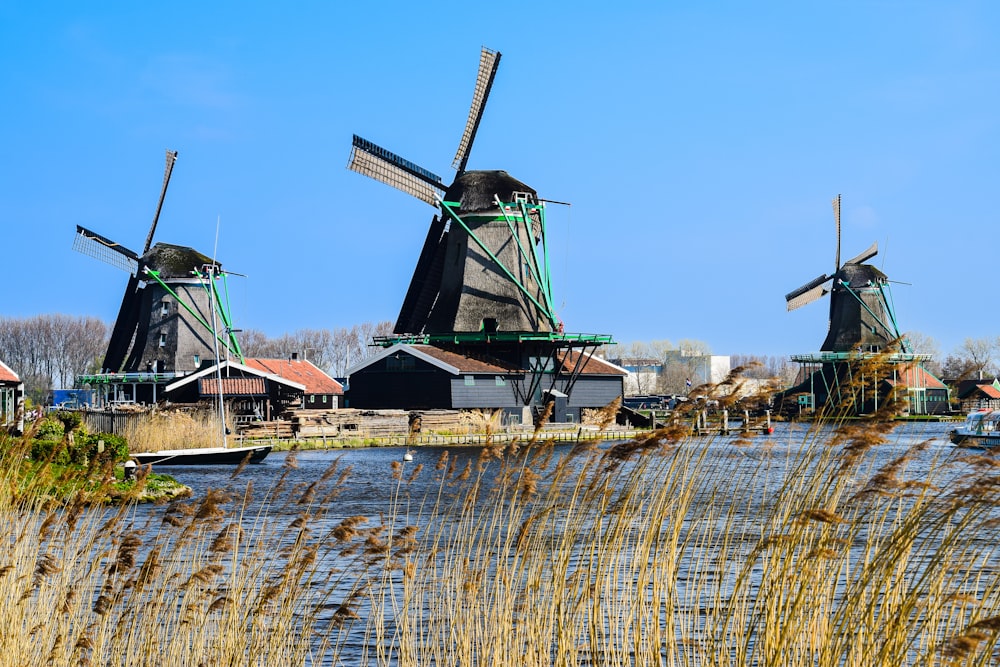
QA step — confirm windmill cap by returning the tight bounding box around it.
[835,262,887,288]
[142,243,219,278]
[445,170,537,213]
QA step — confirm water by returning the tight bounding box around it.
[121,421,967,664]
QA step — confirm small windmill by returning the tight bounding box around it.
[784,194,901,353]
[348,47,558,336]
[73,150,241,374]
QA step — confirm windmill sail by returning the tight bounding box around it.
[73,225,140,275]
[452,47,501,173]
[843,240,878,266]
[348,135,445,205]
[143,150,178,254]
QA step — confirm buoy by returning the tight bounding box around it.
[403,451,414,462]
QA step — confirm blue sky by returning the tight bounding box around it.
[1,1,997,358]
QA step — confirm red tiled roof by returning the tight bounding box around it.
[410,345,522,374]
[244,358,343,394]
[884,364,947,390]
[199,377,267,396]
[559,350,628,376]
[975,384,1000,399]
[0,360,19,384]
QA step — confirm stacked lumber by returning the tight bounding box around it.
[291,408,409,438]
[411,410,465,434]
[239,420,294,439]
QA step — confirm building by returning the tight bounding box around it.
[954,379,1000,413]
[610,358,662,396]
[163,359,305,421]
[883,364,950,415]
[0,359,24,433]
[345,343,625,424]
[244,356,344,409]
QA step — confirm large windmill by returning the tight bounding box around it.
[73,150,242,381]
[780,195,945,415]
[348,47,558,336]
[345,48,616,420]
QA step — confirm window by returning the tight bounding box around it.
[464,376,476,386]
[322,395,327,404]
[495,376,506,386]
[160,301,169,316]
[193,355,200,366]
[387,355,416,372]
[158,333,166,347]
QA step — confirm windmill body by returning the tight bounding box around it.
[821,262,893,353]
[420,170,553,334]
[121,243,221,374]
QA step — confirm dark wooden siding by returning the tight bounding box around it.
[347,355,453,409]
[449,375,521,409]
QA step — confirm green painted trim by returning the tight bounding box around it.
[148,269,238,358]
[440,201,558,328]
[837,280,900,341]
[374,331,613,347]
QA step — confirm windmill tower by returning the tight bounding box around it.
[346,48,614,419]
[73,150,242,382]
[780,195,941,415]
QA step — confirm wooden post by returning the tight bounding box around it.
[722,409,729,435]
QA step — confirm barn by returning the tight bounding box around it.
[345,343,625,424]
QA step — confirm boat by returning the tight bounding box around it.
[949,409,1000,448]
[131,444,271,466]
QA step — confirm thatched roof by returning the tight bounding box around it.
[143,243,218,278]
[444,170,536,213]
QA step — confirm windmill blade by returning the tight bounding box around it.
[843,240,878,266]
[143,149,179,254]
[452,47,501,174]
[348,135,445,206]
[786,284,830,311]
[832,194,841,272]
[785,273,831,311]
[73,225,140,275]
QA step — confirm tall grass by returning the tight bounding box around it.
[122,407,231,452]
[3,400,1000,664]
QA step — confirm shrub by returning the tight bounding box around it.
[33,417,64,441]
[29,438,70,465]
[75,432,129,466]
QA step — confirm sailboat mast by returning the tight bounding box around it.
[207,263,227,448]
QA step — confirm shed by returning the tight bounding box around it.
[244,357,343,409]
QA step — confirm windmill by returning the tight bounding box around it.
[73,150,242,377]
[348,47,558,336]
[784,194,901,354]
[346,48,615,421]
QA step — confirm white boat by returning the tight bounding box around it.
[949,409,1000,448]
[132,444,271,466]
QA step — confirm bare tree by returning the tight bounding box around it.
[903,330,942,376]
[237,321,393,377]
[0,315,108,403]
[938,337,998,381]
